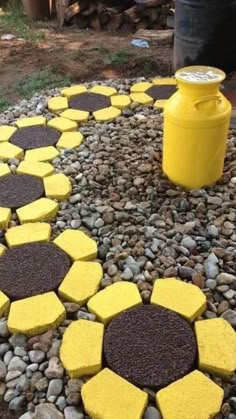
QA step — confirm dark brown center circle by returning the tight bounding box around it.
[104,305,197,389]
[146,85,177,100]
[0,242,71,300]
[0,175,44,209]
[69,92,111,112]
[10,126,60,150]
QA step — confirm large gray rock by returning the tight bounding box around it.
[64,406,84,419]
[33,404,63,419]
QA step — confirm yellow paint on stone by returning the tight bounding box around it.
[0,142,23,161]
[0,244,7,256]
[130,81,153,92]
[17,161,54,178]
[16,198,58,224]
[8,292,65,336]
[111,95,131,109]
[0,126,17,142]
[16,116,46,128]
[25,146,59,162]
[47,117,77,133]
[54,230,97,261]
[81,368,148,419]
[88,282,142,325]
[60,320,104,378]
[154,99,167,109]
[152,78,177,85]
[0,207,11,230]
[0,164,11,177]
[60,109,89,123]
[59,261,103,304]
[57,132,84,149]
[44,173,72,201]
[156,370,223,419]
[151,278,207,322]
[61,85,87,98]
[195,318,236,377]
[5,222,51,248]
[93,106,121,122]
[48,96,68,113]
[130,93,154,105]
[0,291,10,318]
[90,85,117,96]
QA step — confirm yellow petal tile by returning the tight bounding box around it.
[0,126,17,142]
[47,117,77,133]
[57,132,84,149]
[17,161,54,178]
[93,106,121,122]
[111,95,131,109]
[130,82,153,93]
[16,198,58,224]
[152,78,177,85]
[90,85,117,96]
[54,230,97,261]
[60,109,89,123]
[0,207,11,230]
[25,146,59,162]
[0,164,11,177]
[44,173,72,201]
[16,116,46,128]
[5,222,51,248]
[0,142,23,161]
[61,85,87,98]
[0,291,10,317]
[48,96,68,113]
[130,93,154,105]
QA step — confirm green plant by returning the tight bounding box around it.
[0,0,46,41]
[107,49,133,65]
[12,69,72,98]
[0,97,9,112]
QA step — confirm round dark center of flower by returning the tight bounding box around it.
[0,242,71,300]
[103,305,197,390]
[69,92,111,112]
[0,174,44,209]
[10,126,60,150]
[146,85,177,100]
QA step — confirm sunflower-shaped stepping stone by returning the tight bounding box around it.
[130,78,177,109]
[0,117,83,161]
[48,85,131,122]
[0,224,102,336]
[0,163,71,228]
[59,278,236,419]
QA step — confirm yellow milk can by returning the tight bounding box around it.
[163,65,232,189]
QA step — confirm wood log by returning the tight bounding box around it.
[65,2,80,21]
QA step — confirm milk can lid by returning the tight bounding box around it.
[175,66,226,84]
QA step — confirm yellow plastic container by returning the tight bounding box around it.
[163,65,232,189]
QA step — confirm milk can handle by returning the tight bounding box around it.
[194,95,222,108]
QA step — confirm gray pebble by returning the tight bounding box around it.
[29,350,45,364]
[33,403,63,418]
[121,267,133,280]
[0,320,9,337]
[64,406,84,419]
[76,311,96,321]
[8,395,25,411]
[217,273,236,285]
[181,236,197,249]
[14,346,27,357]
[221,310,236,327]
[55,395,67,411]
[205,279,217,290]
[144,406,162,419]
[0,360,7,379]
[47,379,63,398]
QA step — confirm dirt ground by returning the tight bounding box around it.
[0,22,173,104]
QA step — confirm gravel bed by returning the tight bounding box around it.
[0,77,236,418]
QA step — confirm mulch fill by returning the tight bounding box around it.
[0,242,71,300]
[104,305,197,389]
[69,92,111,112]
[146,85,177,100]
[0,174,44,209]
[10,126,60,150]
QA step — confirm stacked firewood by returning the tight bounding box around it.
[56,0,174,30]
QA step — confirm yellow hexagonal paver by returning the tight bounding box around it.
[130,82,153,93]
[59,261,103,304]
[61,85,87,98]
[44,173,72,201]
[8,292,66,336]
[0,142,23,161]
[152,78,177,86]
[54,230,97,261]
[60,320,104,378]
[93,106,121,122]
[0,244,7,257]
[0,207,11,230]
[60,109,89,123]
[90,85,117,96]
[87,282,142,325]
[156,370,223,419]
[81,368,148,419]
[111,95,131,109]
[17,161,54,178]
[0,164,11,177]
[195,318,236,377]
[16,198,58,224]
[154,99,167,109]
[151,278,207,322]
[5,222,51,248]
[0,291,10,317]
[0,126,17,142]
[47,117,77,133]
[57,131,84,149]
[25,146,59,162]
[16,116,46,128]
[130,93,154,105]
[48,96,68,113]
